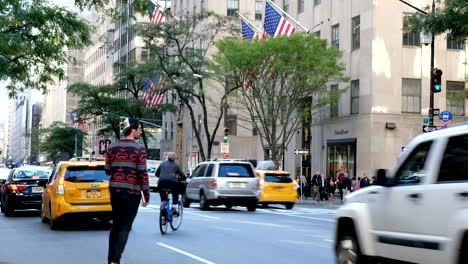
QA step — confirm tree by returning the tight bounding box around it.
[410,0,468,39]
[68,61,176,153]
[212,34,347,164]
[0,0,92,96]
[136,11,239,161]
[39,122,86,164]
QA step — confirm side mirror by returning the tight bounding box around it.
[375,169,388,187]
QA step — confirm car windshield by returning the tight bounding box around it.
[218,164,255,178]
[264,173,293,183]
[14,169,50,179]
[64,166,109,183]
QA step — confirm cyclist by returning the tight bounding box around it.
[155,152,186,215]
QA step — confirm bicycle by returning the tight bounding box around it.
[159,189,183,235]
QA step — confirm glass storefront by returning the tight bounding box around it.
[327,139,356,179]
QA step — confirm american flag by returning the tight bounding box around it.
[241,19,259,40]
[148,0,164,24]
[70,112,89,133]
[263,1,296,37]
[141,76,166,108]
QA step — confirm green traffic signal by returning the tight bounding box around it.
[435,84,441,92]
[223,135,228,142]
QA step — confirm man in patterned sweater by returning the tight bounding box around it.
[105,117,150,264]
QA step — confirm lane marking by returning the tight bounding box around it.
[185,212,221,220]
[324,239,334,243]
[157,243,216,264]
[256,208,335,222]
[236,220,285,228]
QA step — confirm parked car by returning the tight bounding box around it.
[183,159,259,211]
[335,123,468,264]
[41,160,111,230]
[256,169,297,209]
[0,166,50,216]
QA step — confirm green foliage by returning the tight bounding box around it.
[410,0,468,39]
[135,11,239,160]
[39,123,86,163]
[0,0,92,96]
[212,33,347,162]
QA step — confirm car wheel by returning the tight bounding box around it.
[40,205,48,224]
[49,204,60,230]
[336,234,362,264]
[247,203,256,212]
[285,203,294,210]
[4,201,14,217]
[182,195,191,208]
[199,193,210,211]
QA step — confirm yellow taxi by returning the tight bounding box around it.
[256,169,298,210]
[41,160,111,230]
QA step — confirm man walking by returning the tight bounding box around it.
[105,118,150,264]
[311,171,322,202]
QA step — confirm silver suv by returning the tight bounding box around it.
[183,160,259,212]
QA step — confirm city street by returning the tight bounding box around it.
[0,198,337,264]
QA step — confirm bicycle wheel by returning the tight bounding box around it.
[159,208,168,235]
[170,201,183,231]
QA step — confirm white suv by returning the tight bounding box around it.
[183,160,259,212]
[335,123,468,264]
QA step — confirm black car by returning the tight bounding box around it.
[0,166,50,216]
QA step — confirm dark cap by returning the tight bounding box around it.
[122,118,140,133]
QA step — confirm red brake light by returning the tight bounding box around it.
[9,184,26,191]
[32,176,40,180]
[210,179,217,188]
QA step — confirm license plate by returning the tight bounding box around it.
[229,182,246,188]
[86,190,101,198]
[32,187,44,193]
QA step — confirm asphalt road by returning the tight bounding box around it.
[0,198,336,264]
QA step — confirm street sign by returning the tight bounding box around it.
[422,125,437,133]
[220,143,229,153]
[423,117,429,124]
[439,111,453,125]
[432,108,440,116]
[294,149,309,155]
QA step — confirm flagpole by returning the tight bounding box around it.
[238,13,262,35]
[266,0,309,33]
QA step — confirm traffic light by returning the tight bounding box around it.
[223,127,229,143]
[91,151,96,157]
[432,68,443,93]
[119,122,124,131]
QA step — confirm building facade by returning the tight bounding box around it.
[171,0,467,178]
[30,104,42,165]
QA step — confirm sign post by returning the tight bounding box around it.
[294,149,309,201]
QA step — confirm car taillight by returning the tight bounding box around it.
[258,179,264,190]
[57,177,64,194]
[210,179,217,188]
[9,184,26,191]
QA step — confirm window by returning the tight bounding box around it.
[227,0,239,17]
[218,164,255,178]
[314,0,320,6]
[438,135,468,183]
[403,14,420,46]
[330,84,339,118]
[446,81,465,116]
[394,141,433,185]
[331,24,340,49]
[401,78,421,114]
[164,122,168,140]
[226,114,237,136]
[283,0,289,13]
[298,0,304,13]
[191,164,207,178]
[352,16,360,50]
[64,166,109,183]
[447,34,465,50]
[206,164,214,177]
[255,0,263,20]
[170,122,174,139]
[14,169,50,179]
[350,80,359,115]
[264,173,293,183]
